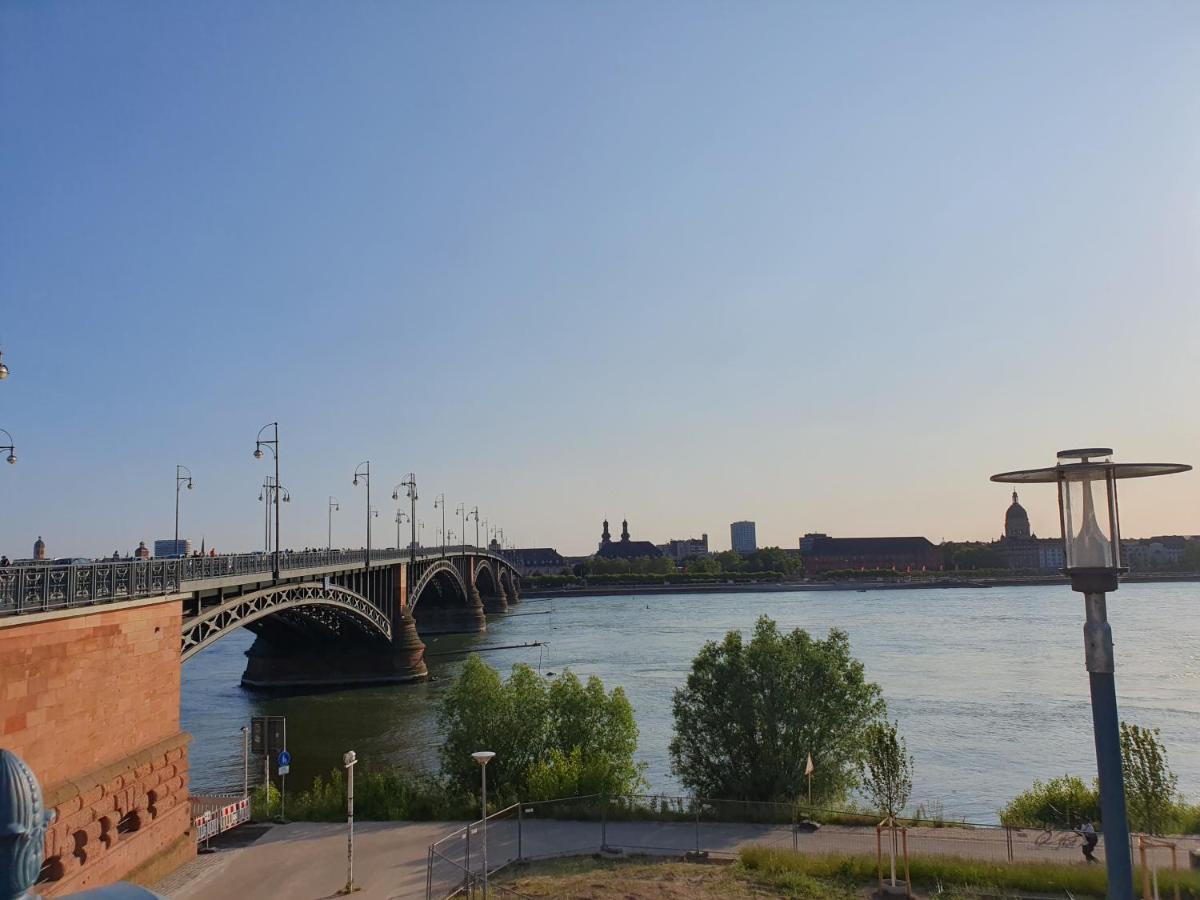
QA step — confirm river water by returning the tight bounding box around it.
[182,583,1200,823]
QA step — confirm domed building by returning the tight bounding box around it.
[1005,492,1031,540]
[33,536,45,561]
[1001,491,1054,570]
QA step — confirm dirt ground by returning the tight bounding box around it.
[495,856,849,899]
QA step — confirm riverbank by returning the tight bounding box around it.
[520,573,1200,600]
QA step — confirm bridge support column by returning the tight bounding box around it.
[483,582,508,615]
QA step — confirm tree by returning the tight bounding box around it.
[669,616,885,803]
[1121,722,1177,835]
[860,721,913,819]
[438,656,644,802]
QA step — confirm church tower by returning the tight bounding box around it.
[33,536,45,560]
[621,518,630,542]
[600,519,611,550]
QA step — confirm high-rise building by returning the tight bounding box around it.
[730,521,757,554]
[154,539,191,558]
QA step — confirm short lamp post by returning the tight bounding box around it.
[343,749,357,894]
[472,751,496,897]
[992,448,1190,900]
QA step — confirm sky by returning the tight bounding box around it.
[2,1,1198,559]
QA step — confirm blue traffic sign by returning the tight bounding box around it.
[278,750,291,767]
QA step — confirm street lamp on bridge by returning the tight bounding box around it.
[433,493,446,557]
[258,478,290,554]
[253,422,282,579]
[0,348,9,380]
[395,510,409,550]
[328,496,340,551]
[393,474,418,562]
[1,428,16,465]
[456,504,466,556]
[353,461,372,569]
[992,447,1190,900]
[174,465,194,558]
[470,507,479,549]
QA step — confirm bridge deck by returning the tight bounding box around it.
[0,547,513,618]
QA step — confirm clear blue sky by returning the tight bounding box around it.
[2,1,1198,559]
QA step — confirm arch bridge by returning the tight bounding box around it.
[0,546,521,688]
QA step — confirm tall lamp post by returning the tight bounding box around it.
[253,423,281,579]
[456,504,466,556]
[434,493,446,557]
[470,507,480,548]
[472,751,496,897]
[393,475,418,562]
[328,496,340,551]
[992,448,1190,900]
[353,462,371,569]
[174,465,194,557]
[1,428,17,465]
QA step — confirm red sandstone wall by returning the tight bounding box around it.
[0,598,193,893]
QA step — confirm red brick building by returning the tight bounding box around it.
[800,534,942,574]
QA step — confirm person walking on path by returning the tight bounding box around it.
[1077,821,1099,863]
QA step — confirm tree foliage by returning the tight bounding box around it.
[670,616,885,803]
[999,775,1100,829]
[438,656,644,803]
[860,721,913,818]
[1121,722,1178,835]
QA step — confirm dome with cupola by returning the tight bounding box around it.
[1005,491,1031,539]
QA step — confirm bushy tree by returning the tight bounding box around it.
[859,721,913,818]
[438,656,644,802]
[999,775,1100,829]
[670,616,885,803]
[1121,722,1177,835]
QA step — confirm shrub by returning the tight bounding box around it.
[285,767,474,821]
[999,775,1100,829]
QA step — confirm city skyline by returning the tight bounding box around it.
[3,2,1198,558]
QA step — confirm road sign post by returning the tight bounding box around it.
[278,750,291,822]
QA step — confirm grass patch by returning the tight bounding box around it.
[494,854,852,899]
[740,846,1200,899]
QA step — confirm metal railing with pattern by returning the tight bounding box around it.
[0,546,518,618]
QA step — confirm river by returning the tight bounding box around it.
[182,582,1200,823]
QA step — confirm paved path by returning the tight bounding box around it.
[155,818,1200,899]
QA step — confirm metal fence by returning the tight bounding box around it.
[191,794,250,844]
[0,545,509,617]
[424,794,1174,899]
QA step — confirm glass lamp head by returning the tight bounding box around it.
[6,452,14,465]
[254,448,264,459]
[992,448,1191,588]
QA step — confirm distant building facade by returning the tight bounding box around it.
[1122,537,1186,571]
[596,519,662,560]
[514,547,570,576]
[660,534,709,561]
[800,534,941,574]
[154,539,191,558]
[730,521,757,554]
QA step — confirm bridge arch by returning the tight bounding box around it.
[409,558,485,634]
[181,581,391,662]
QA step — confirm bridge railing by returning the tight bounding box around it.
[0,546,511,618]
